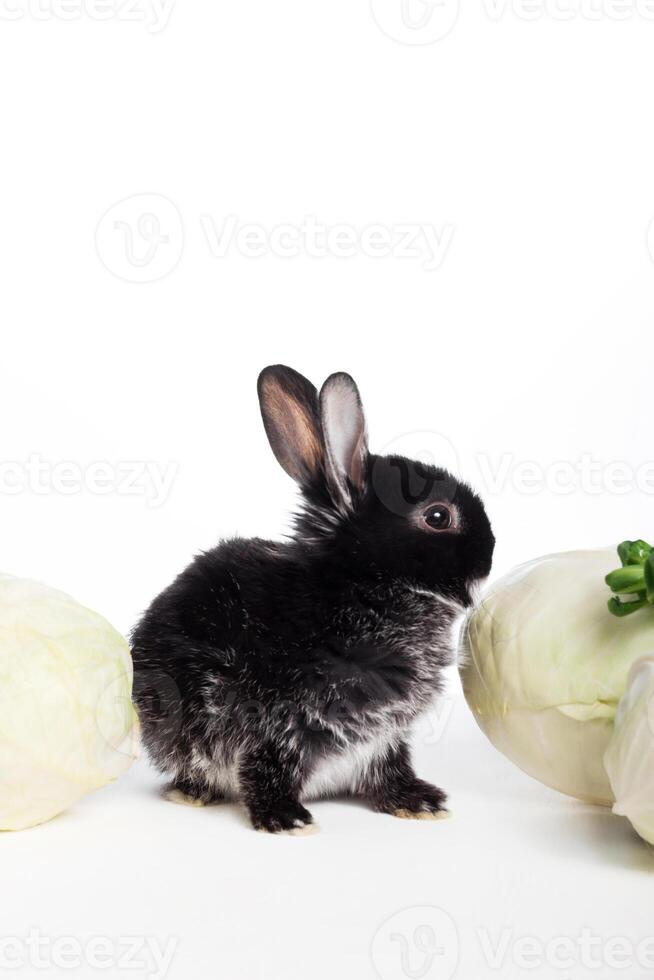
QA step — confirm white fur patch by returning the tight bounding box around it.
[302,734,392,800]
[188,747,241,799]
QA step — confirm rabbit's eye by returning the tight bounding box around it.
[423,505,452,531]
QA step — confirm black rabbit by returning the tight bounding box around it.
[131,366,495,834]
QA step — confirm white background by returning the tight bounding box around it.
[1,1,654,978]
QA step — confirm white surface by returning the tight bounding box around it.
[3,673,653,980]
[1,2,654,978]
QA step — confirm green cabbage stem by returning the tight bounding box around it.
[606,540,654,616]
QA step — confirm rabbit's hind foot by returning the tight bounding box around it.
[163,778,223,808]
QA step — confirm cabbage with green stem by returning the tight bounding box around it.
[460,545,654,807]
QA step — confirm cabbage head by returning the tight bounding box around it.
[460,550,654,805]
[604,656,654,845]
[0,576,138,830]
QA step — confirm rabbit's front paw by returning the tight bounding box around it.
[249,800,317,836]
[376,780,449,821]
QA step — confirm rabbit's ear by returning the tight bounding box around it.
[319,372,368,509]
[258,365,322,485]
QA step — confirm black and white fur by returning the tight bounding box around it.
[131,366,495,833]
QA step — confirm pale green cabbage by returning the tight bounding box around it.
[604,656,654,845]
[460,550,654,805]
[0,576,138,830]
